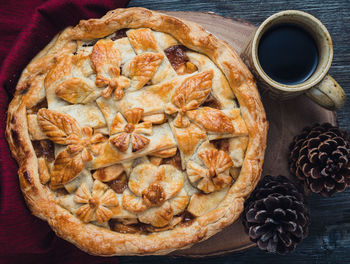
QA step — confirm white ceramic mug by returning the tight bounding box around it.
[242,10,346,110]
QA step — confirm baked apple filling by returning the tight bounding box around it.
[164,45,198,75]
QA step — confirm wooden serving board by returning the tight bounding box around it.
[158,11,337,257]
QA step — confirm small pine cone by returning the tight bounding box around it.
[242,175,309,254]
[289,123,350,197]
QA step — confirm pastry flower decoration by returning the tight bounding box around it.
[90,39,130,100]
[122,163,189,227]
[74,180,119,223]
[37,109,106,189]
[187,148,233,193]
[165,70,213,128]
[109,108,152,152]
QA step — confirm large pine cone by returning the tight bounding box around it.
[289,123,350,197]
[242,175,309,254]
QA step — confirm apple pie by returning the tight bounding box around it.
[6,8,268,255]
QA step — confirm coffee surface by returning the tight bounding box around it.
[258,23,319,85]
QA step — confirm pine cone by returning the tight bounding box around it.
[242,175,309,254]
[289,123,350,197]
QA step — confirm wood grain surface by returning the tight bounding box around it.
[121,1,350,263]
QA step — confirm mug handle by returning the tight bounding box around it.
[305,75,346,110]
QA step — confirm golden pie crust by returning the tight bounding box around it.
[6,8,268,255]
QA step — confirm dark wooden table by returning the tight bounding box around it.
[121,1,350,263]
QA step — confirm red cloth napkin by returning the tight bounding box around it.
[0,1,129,263]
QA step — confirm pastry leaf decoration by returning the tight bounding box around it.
[37,109,81,145]
[127,28,158,52]
[187,148,233,193]
[110,108,152,152]
[37,109,105,188]
[90,39,130,100]
[74,181,119,223]
[50,147,86,188]
[186,107,235,133]
[165,70,213,128]
[124,53,164,89]
[55,77,98,104]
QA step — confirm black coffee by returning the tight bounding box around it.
[258,23,319,85]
